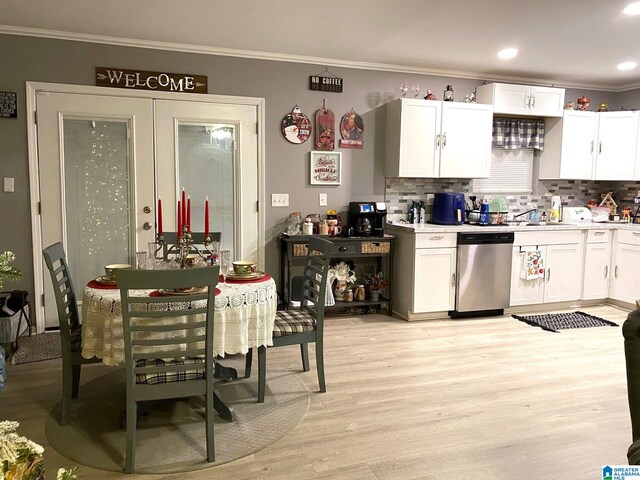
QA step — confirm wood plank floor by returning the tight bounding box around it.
[0,305,633,479]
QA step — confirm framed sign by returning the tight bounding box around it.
[96,67,207,94]
[0,91,17,119]
[310,151,341,185]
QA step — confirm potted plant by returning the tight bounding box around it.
[364,270,389,301]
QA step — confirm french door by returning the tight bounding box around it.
[30,84,263,331]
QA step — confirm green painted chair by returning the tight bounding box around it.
[162,231,222,260]
[43,242,102,426]
[115,266,219,474]
[245,237,334,402]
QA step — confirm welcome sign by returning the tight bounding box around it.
[96,67,208,94]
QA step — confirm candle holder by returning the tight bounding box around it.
[163,227,220,269]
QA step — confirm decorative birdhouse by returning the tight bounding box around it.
[599,192,618,216]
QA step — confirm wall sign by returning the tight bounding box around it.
[315,106,335,150]
[281,106,312,144]
[309,76,343,93]
[339,110,364,149]
[96,67,208,93]
[310,151,341,185]
[0,91,17,119]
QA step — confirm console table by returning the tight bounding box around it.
[279,235,395,315]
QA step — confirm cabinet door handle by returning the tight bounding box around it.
[599,141,602,154]
[430,235,444,240]
[451,272,456,287]
[604,265,608,279]
[594,231,606,236]
[338,246,348,252]
[590,140,594,153]
[436,134,440,147]
[615,265,619,278]
[442,133,447,147]
[531,95,536,108]
[546,268,551,281]
[525,95,530,108]
[633,232,640,237]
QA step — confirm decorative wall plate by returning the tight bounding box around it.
[339,110,364,149]
[281,105,311,144]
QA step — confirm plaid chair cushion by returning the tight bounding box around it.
[273,310,316,337]
[70,328,83,353]
[135,357,206,385]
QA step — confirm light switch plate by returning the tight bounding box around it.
[271,193,289,207]
[319,193,327,206]
[3,177,14,193]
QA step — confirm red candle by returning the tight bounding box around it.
[157,197,163,236]
[204,197,209,237]
[182,188,187,228]
[187,196,191,232]
[177,199,182,236]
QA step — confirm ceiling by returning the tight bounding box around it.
[1,0,640,91]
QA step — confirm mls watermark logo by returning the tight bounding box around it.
[603,465,640,479]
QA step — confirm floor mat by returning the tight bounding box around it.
[11,332,61,365]
[512,311,618,333]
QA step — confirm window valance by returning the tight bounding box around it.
[492,118,545,151]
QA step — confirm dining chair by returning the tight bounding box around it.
[245,237,333,402]
[43,242,102,426]
[162,231,222,260]
[115,266,220,473]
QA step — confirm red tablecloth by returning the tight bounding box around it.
[86,279,117,290]
[149,288,221,297]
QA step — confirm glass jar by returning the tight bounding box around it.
[354,285,366,302]
[284,212,303,236]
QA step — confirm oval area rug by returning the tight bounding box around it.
[45,363,309,474]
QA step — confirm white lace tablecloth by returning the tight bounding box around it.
[81,278,277,367]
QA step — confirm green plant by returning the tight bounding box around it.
[0,421,77,480]
[0,252,21,292]
[364,270,389,292]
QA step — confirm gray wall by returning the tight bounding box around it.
[1,33,639,308]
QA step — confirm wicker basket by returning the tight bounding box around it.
[361,241,391,255]
[292,244,308,257]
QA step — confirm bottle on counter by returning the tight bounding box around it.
[419,201,426,225]
[479,198,490,225]
[302,216,314,235]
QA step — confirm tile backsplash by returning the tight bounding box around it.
[385,177,640,221]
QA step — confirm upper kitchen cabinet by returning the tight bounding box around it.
[384,98,492,179]
[540,110,638,181]
[476,83,565,117]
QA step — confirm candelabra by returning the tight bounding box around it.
[155,227,219,269]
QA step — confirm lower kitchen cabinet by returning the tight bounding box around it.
[610,231,640,304]
[510,233,582,306]
[413,247,456,313]
[582,230,611,300]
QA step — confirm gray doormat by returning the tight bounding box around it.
[11,332,61,365]
[512,311,618,333]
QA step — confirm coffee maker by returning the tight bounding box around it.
[348,201,387,237]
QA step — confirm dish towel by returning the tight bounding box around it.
[520,249,545,280]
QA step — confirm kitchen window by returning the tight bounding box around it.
[473,148,534,194]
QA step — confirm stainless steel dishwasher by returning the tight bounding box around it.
[453,232,514,317]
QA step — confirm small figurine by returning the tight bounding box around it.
[597,102,609,112]
[423,89,435,100]
[400,83,409,98]
[469,92,476,103]
[577,96,591,111]
[623,206,632,222]
[462,94,471,103]
[564,101,575,110]
[587,199,597,209]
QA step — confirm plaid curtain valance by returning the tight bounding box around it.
[492,118,545,151]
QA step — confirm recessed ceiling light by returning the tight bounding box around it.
[623,2,640,15]
[498,48,518,60]
[618,61,638,70]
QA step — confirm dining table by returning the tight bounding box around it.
[80,271,277,421]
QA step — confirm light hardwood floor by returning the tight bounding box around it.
[0,305,633,479]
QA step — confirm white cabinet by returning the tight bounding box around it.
[539,110,638,181]
[582,231,612,300]
[539,111,597,180]
[389,227,457,319]
[610,230,640,304]
[384,98,492,179]
[476,83,565,117]
[595,111,638,180]
[510,231,582,306]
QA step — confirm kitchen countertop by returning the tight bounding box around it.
[386,221,640,234]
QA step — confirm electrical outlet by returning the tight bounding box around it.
[3,177,14,193]
[319,193,328,206]
[271,193,289,207]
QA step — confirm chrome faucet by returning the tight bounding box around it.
[513,209,537,222]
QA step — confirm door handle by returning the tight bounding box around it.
[143,222,152,230]
[430,235,444,240]
[143,206,152,214]
[338,246,348,252]
[615,265,619,278]
[604,265,608,279]
[599,141,602,154]
[594,231,606,236]
[436,134,440,147]
[546,268,551,281]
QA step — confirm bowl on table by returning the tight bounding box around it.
[104,263,132,282]
[232,260,257,276]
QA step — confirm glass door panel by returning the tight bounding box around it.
[177,123,236,255]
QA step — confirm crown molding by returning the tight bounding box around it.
[0,25,636,93]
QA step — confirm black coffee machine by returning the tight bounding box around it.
[348,201,387,237]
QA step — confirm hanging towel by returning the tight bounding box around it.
[520,249,545,280]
